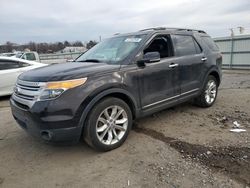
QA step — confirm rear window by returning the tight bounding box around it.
[173,35,201,56]
[201,36,219,51]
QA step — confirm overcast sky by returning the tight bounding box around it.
[0,0,250,44]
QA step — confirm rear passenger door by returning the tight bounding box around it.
[171,34,204,95]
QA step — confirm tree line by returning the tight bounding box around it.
[0,40,97,54]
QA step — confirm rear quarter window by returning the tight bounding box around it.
[201,36,219,51]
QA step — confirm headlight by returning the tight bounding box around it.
[39,78,87,100]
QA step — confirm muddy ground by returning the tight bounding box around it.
[0,70,249,188]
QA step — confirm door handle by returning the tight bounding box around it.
[169,63,179,68]
[201,57,207,61]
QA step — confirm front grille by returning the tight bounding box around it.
[12,79,45,108]
[14,80,42,101]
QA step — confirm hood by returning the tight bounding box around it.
[19,62,120,82]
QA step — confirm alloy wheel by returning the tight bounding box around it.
[205,80,217,104]
[96,105,128,145]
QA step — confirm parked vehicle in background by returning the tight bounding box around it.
[14,51,40,62]
[10,27,222,151]
[0,56,47,96]
[0,51,40,62]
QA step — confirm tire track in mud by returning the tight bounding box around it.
[133,125,250,186]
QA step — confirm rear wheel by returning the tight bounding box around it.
[194,75,218,107]
[84,97,132,151]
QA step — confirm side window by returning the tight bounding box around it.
[25,53,36,61]
[0,60,20,70]
[201,36,219,51]
[173,35,201,56]
[144,35,173,58]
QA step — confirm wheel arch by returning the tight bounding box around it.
[202,67,221,89]
[77,88,138,132]
[209,70,221,86]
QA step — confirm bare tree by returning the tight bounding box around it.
[86,40,97,49]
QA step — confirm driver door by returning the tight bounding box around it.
[138,35,180,109]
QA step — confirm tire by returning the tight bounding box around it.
[194,75,218,107]
[83,97,132,151]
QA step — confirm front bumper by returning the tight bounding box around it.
[10,97,82,142]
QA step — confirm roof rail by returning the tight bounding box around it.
[139,27,169,32]
[139,27,206,34]
[177,28,206,34]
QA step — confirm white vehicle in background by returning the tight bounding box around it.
[0,56,47,96]
[0,51,40,62]
[14,51,40,62]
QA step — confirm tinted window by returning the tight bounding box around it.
[173,35,200,56]
[0,60,20,70]
[144,35,173,58]
[25,53,36,61]
[201,36,219,51]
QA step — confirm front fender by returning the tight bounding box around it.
[77,87,138,130]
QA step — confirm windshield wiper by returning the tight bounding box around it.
[77,59,100,63]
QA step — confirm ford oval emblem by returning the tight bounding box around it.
[14,87,20,94]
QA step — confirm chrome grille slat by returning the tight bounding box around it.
[17,84,40,91]
[17,79,45,87]
[13,79,45,108]
[14,93,34,101]
[15,86,41,97]
[12,94,34,109]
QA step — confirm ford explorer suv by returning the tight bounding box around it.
[10,27,222,151]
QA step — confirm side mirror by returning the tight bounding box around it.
[137,52,160,67]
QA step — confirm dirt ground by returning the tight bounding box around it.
[0,70,249,188]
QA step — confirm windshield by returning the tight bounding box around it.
[15,53,24,58]
[76,34,145,64]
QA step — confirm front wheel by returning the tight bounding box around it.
[83,97,132,151]
[194,75,218,107]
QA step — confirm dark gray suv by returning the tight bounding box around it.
[10,27,222,151]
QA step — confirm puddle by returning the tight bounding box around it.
[133,125,250,186]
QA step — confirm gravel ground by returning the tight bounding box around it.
[0,70,249,188]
